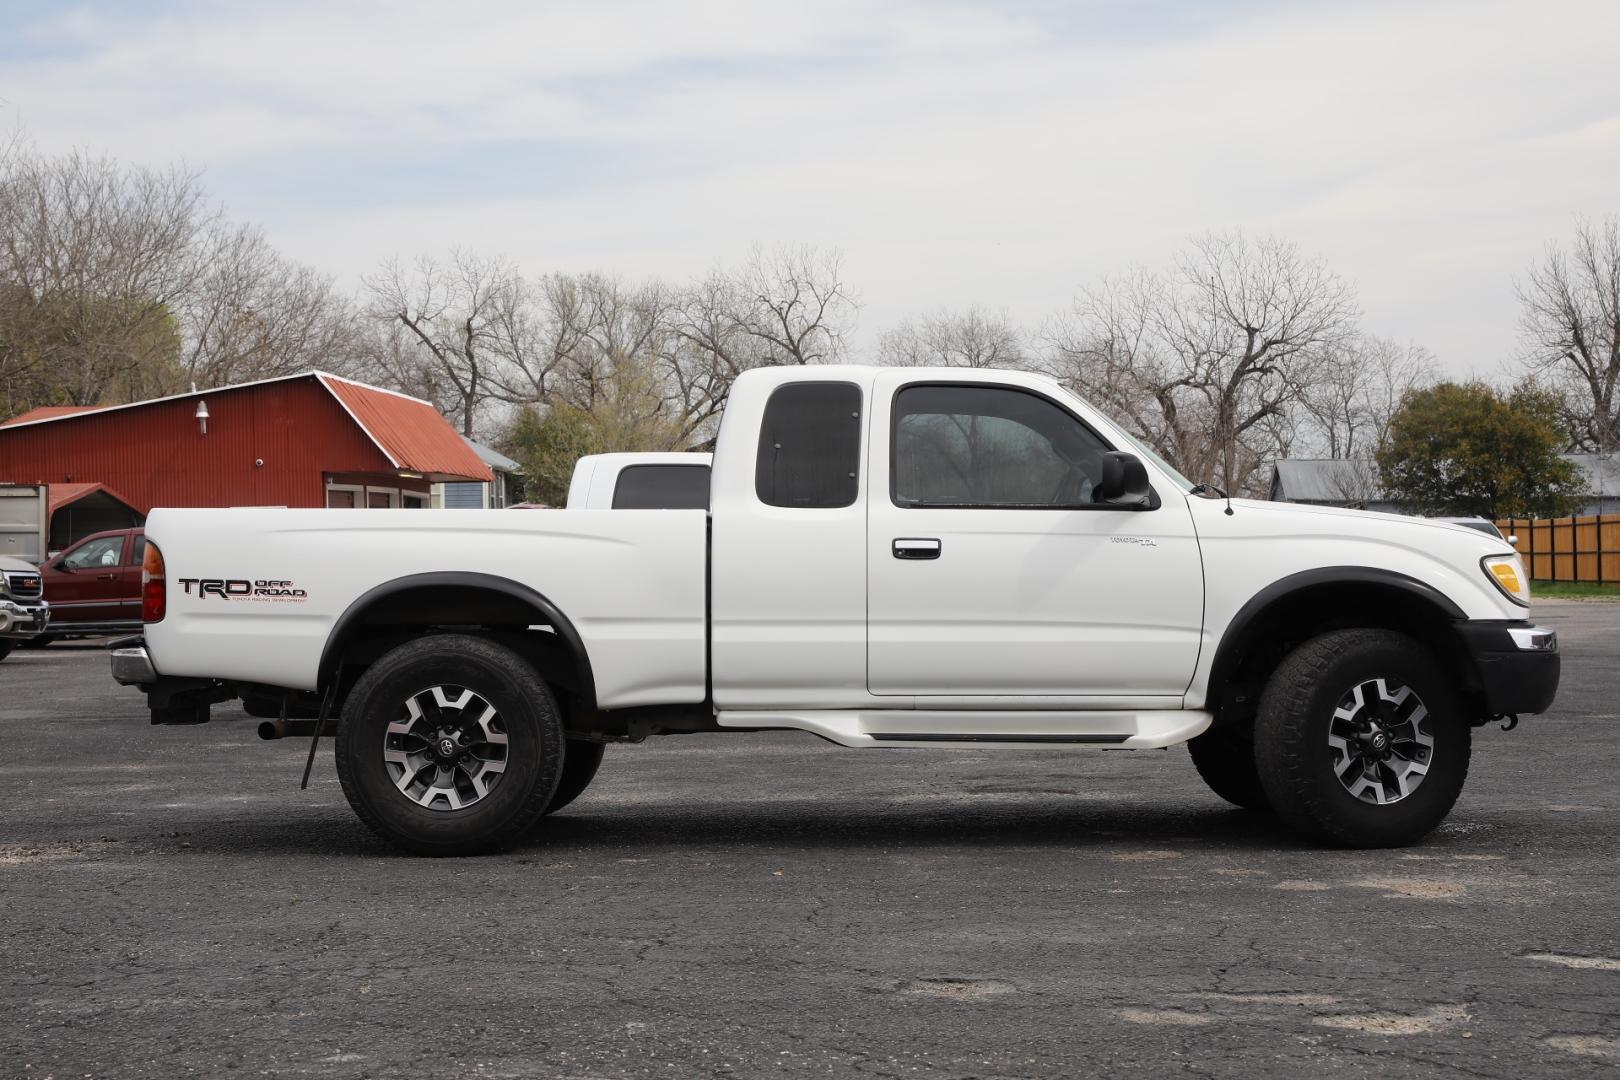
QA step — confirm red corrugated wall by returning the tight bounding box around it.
[0,376,396,512]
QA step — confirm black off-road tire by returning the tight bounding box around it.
[544,738,605,815]
[335,634,564,856]
[1254,629,1470,848]
[1187,726,1270,811]
[0,640,13,662]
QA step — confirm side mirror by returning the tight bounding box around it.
[1507,534,1519,546]
[1095,451,1152,507]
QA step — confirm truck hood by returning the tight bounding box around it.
[1188,496,1528,621]
[1224,498,1517,550]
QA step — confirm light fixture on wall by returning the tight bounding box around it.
[195,400,210,436]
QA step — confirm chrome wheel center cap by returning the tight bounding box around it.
[438,737,458,758]
[1369,732,1389,752]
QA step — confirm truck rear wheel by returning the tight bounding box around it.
[1254,629,1470,848]
[334,634,564,856]
[1186,727,1269,811]
[545,739,605,815]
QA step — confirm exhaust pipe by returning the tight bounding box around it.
[257,718,335,741]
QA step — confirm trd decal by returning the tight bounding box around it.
[177,578,308,602]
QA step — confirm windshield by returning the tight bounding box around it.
[1113,428,1196,492]
[1451,519,1504,539]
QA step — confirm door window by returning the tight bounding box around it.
[62,536,125,570]
[892,384,1113,509]
[128,534,146,566]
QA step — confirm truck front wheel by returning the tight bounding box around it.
[1254,629,1470,848]
[334,634,564,856]
[1186,727,1269,811]
[545,739,605,815]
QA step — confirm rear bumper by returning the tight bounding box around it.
[0,599,50,639]
[111,641,158,685]
[1456,620,1560,717]
[109,636,236,724]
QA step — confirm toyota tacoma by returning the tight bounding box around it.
[111,365,1559,854]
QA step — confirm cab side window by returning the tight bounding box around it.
[755,382,862,509]
[892,384,1112,508]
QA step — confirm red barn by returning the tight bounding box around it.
[0,372,492,546]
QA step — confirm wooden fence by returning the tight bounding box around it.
[1495,515,1620,583]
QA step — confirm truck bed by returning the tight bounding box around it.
[143,507,709,707]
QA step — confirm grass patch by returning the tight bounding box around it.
[1533,580,1620,600]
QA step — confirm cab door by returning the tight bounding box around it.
[41,531,132,626]
[865,373,1203,701]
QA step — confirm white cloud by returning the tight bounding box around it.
[5,0,1618,375]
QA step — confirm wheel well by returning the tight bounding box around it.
[1206,580,1480,727]
[319,574,597,719]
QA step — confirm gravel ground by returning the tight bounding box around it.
[2,601,1617,1079]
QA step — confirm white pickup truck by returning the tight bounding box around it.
[112,365,1559,855]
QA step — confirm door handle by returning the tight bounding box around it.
[893,538,941,560]
[96,573,118,581]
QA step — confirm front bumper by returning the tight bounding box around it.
[0,599,50,639]
[1456,620,1560,717]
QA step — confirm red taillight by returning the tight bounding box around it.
[142,540,166,623]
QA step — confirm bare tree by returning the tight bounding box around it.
[363,251,518,437]
[1048,232,1358,494]
[1320,457,1386,507]
[656,246,856,444]
[178,223,363,391]
[0,142,213,412]
[484,272,593,406]
[1518,215,1620,453]
[878,307,1027,369]
[1298,335,1436,458]
[729,244,855,365]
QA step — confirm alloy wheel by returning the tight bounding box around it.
[1327,677,1434,805]
[382,685,509,811]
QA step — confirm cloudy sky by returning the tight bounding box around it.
[3,0,1616,377]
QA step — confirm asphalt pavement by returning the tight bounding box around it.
[2,602,1617,1079]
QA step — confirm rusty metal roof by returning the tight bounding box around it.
[2,405,106,427]
[318,375,493,482]
[46,482,139,515]
[1,372,493,484]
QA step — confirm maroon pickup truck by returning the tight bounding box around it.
[38,528,144,637]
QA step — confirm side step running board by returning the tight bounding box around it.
[716,709,1211,750]
[868,732,1128,745]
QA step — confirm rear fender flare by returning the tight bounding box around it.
[318,571,597,710]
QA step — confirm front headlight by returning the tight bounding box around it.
[1482,554,1530,606]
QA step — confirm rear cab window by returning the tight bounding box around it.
[612,464,712,510]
